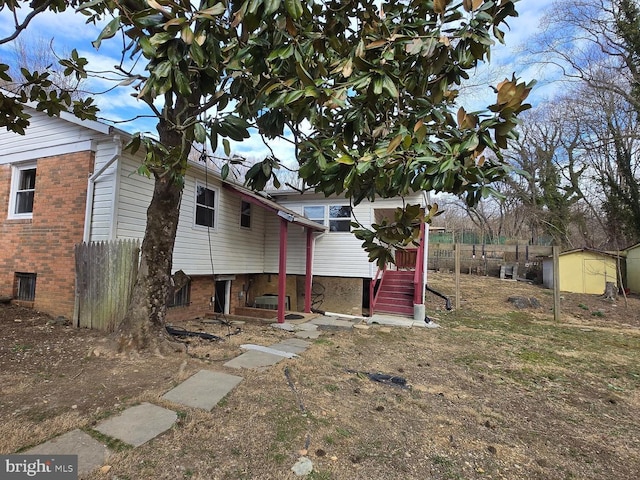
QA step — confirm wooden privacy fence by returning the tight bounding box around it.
[74,239,140,332]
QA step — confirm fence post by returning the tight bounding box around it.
[454,243,461,310]
[553,246,561,322]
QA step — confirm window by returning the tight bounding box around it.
[9,163,37,219]
[15,273,36,301]
[304,206,325,225]
[303,205,351,232]
[329,205,351,232]
[195,184,216,228]
[168,281,191,308]
[240,200,251,228]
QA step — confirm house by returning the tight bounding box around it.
[542,248,619,295]
[268,189,428,317]
[1,105,429,326]
[625,243,640,294]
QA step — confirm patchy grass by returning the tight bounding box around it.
[2,275,640,479]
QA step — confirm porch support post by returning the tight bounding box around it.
[278,217,288,323]
[304,228,314,313]
[413,221,426,322]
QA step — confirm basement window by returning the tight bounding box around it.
[15,273,36,301]
[168,281,191,308]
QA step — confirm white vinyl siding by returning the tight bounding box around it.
[89,139,120,241]
[115,155,154,240]
[0,109,101,165]
[269,194,426,278]
[173,175,267,275]
[114,156,268,275]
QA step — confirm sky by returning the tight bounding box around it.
[0,0,560,166]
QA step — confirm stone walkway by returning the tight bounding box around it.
[22,313,432,477]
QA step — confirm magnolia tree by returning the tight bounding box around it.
[1,0,532,351]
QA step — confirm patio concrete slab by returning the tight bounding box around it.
[25,429,109,477]
[367,314,440,328]
[309,316,355,330]
[293,323,319,331]
[162,370,243,411]
[224,350,285,369]
[95,402,176,447]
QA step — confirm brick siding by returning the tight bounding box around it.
[0,151,93,319]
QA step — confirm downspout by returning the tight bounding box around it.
[83,135,122,243]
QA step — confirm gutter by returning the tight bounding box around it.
[82,135,122,243]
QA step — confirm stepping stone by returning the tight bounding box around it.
[95,402,176,447]
[310,316,355,330]
[293,323,318,332]
[224,350,285,369]
[295,330,322,339]
[241,344,298,358]
[25,429,109,477]
[271,322,296,332]
[162,370,243,411]
[269,339,310,355]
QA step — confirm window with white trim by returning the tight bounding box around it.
[328,205,351,232]
[303,205,351,232]
[8,163,37,219]
[240,200,251,228]
[304,206,325,226]
[195,183,217,228]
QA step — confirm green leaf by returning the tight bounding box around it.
[264,0,282,15]
[173,69,192,96]
[194,123,206,143]
[190,41,205,67]
[153,60,172,78]
[199,2,227,16]
[267,44,294,61]
[285,0,303,19]
[223,138,231,157]
[221,163,230,180]
[337,154,355,165]
[382,76,399,98]
[92,16,121,49]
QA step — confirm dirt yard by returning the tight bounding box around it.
[1,273,639,480]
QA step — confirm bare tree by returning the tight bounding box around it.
[4,35,85,99]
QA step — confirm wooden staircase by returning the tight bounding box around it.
[373,270,415,317]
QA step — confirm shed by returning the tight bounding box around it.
[625,243,640,294]
[543,248,618,294]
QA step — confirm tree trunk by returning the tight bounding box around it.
[116,172,184,352]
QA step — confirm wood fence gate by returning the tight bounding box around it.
[74,239,140,332]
